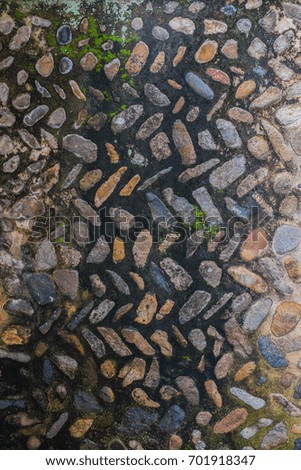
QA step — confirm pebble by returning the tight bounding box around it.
[188,329,207,352]
[23,105,49,126]
[150,330,173,357]
[87,237,110,264]
[131,17,143,31]
[57,25,72,45]
[259,336,288,368]
[109,207,135,232]
[150,132,171,160]
[247,135,270,160]
[146,192,176,228]
[193,186,223,224]
[205,380,222,408]
[237,18,252,36]
[63,134,97,163]
[0,82,9,106]
[175,376,199,406]
[35,53,54,78]
[0,56,14,71]
[136,113,163,140]
[46,412,68,439]
[199,261,222,288]
[25,273,56,305]
[152,26,169,41]
[230,387,266,410]
[216,119,242,148]
[169,17,195,35]
[70,419,93,439]
[214,408,248,434]
[215,353,234,379]
[119,358,146,387]
[206,68,230,85]
[126,42,149,75]
[185,72,214,100]
[111,105,143,133]
[0,13,15,35]
[3,155,20,173]
[135,292,158,325]
[179,290,211,324]
[271,301,301,337]
[121,328,155,356]
[159,405,185,434]
[284,257,301,283]
[273,225,301,255]
[74,390,102,413]
[53,269,78,300]
[209,156,246,190]
[195,39,218,64]
[241,418,273,439]
[261,119,292,163]
[204,19,227,34]
[236,80,256,100]
[9,26,31,50]
[0,349,30,363]
[82,328,106,359]
[35,80,51,98]
[120,407,158,435]
[172,119,196,165]
[228,107,253,124]
[221,39,238,59]
[160,257,193,291]
[228,266,267,294]
[261,422,288,449]
[243,298,272,332]
[133,229,152,268]
[17,70,28,86]
[248,37,267,59]
[47,107,66,129]
[59,57,73,74]
[0,108,16,127]
[32,16,51,28]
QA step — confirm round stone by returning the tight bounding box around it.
[195,39,218,64]
[59,57,73,74]
[57,24,72,45]
[271,301,301,337]
[131,17,143,31]
[273,172,293,195]
[247,135,270,160]
[152,26,170,41]
[3,155,20,173]
[35,53,54,78]
[236,18,252,36]
[236,80,256,99]
[12,93,31,111]
[80,52,98,71]
[273,225,301,255]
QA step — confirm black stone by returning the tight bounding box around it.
[119,407,159,435]
[74,390,103,413]
[25,273,56,305]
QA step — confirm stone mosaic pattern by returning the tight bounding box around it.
[1,0,301,450]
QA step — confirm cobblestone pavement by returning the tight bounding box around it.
[1,0,301,450]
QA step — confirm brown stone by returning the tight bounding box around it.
[292,423,301,434]
[221,39,238,59]
[228,266,267,293]
[100,359,117,378]
[240,228,268,262]
[195,40,218,64]
[35,53,54,78]
[284,257,301,283]
[173,46,186,67]
[35,341,48,357]
[235,80,256,99]
[80,52,98,71]
[247,135,270,161]
[204,380,222,408]
[150,51,165,73]
[167,79,182,90]
[228,107,254,124]
[271,301,301,337]
[1,325,31,346]
[104,58,120,81]
[156,300,175,321]
[196,411,212,426]
[121,328,155,356]
[169,435,182,450]
[132,388,160,408]
[129,272,145,291]
[118,357,146,387]
[133,229,152,268]
[113,237,125,263]
[80,169,102,192]
[280,372,296,388]
[120,175,140,196]
[94,167,127,208]
[135,292,158,325]
[70,419,93,438]
[213,408,248,434]
[214,352,234,380]
[126,41,149,76]
[234,362,256,382]
[172,120,197,166]
[150,330,173,357]
[172,96,185,114]
[69,80,86,101]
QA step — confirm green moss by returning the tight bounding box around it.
[46,32,57,47]
[193,206,220,240]
[14,8,27,21]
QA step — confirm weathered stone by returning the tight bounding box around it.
[46,412,68,439]
[261,422,288,449]
[94,167,127,208]
[206,68,230,85]
[150,132,171,161]
[210,156,246,190]
[57,25,72,45]
[74,390,102,413]
[188,329,207,352]
[205,380,222,408]
[195,40,218,64]
[271,301,301,337]
[47,107,66,129]
[152,26,169,41]
[0,135,13,155]
[160,258,192,291]
[169,17,195,34]
[248,37,267,59]
[259,336,288,368]
[121,328,155,356]
[97,327,131,357]
[52,354,77,380]
[236,80,256,99]
[193,186,223,225]
[119,358,146,387]
[25,273,56,305]
[175,376,199,406]
[214,409,248,434]
[133,229,152,268]
[80,169,102,192]
[70,419,93,439]
[247,135,270,160]
[0,57,14,71]
[126,42,149,75]
[135,292,157,325]
[284,257,301,283]
[136,113,163,140]
[0,108,16,127]
[59,57,73,74]
[262,119,292,162]
[179,290,211,324]
[228,266,267,293]
[214,353,234,380]
[106,270,130,296]
[204,19,227,34]
[185,72,214,100]
[111,105,143,133]
[159,405,185,434]
[243,298,273,333]
[273,225,301,255]
[87,237,110,264]
[82,328,106,359]
[150,330,173,357]
[9,26,31,50]
[221,39,238,59]
[216,119,242,148]
[63,134,97,163]
[230,388,266,410]
[199,261,222,288]
[36,53,54,77]
[23,105,49,127]
[146,192,176,227]
[228,107,253,124]
[0,13,15,35]
[53,270,78,300]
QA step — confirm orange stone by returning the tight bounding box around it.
[135,292,158,325]
[70,419,93,438]
[240,228,268,262]
[167,79,182,90]
[105,143,119,163]
[1,325,31,346]
[284,257,301,283]
[100,359,117,378]
[94,167,127,208]
[120,174,140,196]
[129,272,145,291]
[156,299,175,320]
[133,229,152,268]
[173,46,186,67]
[150,51,165,73]
[213,408,248,434]
[235,80,256,99]
[126,41,149,76]
[228,266,267,293]
[113,236,125,263]
[271,301,301,337]
[234,362,256,382]
[204,380,222,408]
[172,96,185,114]
[195,40,218,64]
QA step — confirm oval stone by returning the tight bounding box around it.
[271,301,301,337]
[57,25,72,45]
[185,72,214,100]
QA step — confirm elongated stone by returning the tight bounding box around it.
[228,266,267,293]
[179,290,211,324]
[97,327,132,357]
[172,120,196,165]
[111,105,143,133]
[126,42,149,75]
[94,167,127,208]
[185,72,214,100]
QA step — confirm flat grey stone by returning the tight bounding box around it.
[146,192,177,227]
[89,299,115,324]
[63,134,97,163]
[87,236,110,264]
[188,329,207,352]
[230,387,266,410]
[273,225,301,255]
[192,186,223,225]
[216,119,242,148]
[144,83,170,107]
[23,105,49,126]
[179,290,211,324]
[243,298,273,332]
[35,239,57,271]
[111,105,143,133]
[175,376,199,406]
[152,26,169,40]
[25,273,56,305]
[260,422,288,449]
[163,187,195,225]
[185,72,214,100]
[209,156,246,190]
[82,328,106,359]
[160,257,193,291]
